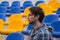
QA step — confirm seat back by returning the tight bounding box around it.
[27,24,33,30]
[10,7,21,14]
[42,14,58,25]
[0,14,6,21]
[48,1,59,11]
[0,19,4,31]
[0,6,7,13]
[1,1,9,7]
[11,1,20,7]
[7,20,24,32]
[37,3,53,16]
[56,8,60,16]
[23,1,33,9]
[6,33,24,40]
[51,20,60,32]
[35,1,44,6]
[8,14,22,22]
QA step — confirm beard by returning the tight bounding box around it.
[29,21,35,24]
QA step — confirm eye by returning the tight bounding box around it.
[28,14,33,16]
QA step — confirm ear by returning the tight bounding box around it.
[35,15,39,19]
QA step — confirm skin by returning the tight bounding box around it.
[28,11,42,30]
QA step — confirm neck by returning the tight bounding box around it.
[33,21,42,30]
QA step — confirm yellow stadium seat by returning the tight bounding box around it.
[50,0,58,1]
[22,7,31,17]
[37,3,48,7]
[37,3,53,16]
[8,14,22,23]
[0,19,4,32]
[21,14,29,26]
[21,7,31,26]
[23,17,29,26]
[1,20,24,34]
[48,1,60,11]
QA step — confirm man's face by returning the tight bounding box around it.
[28,12,38,24]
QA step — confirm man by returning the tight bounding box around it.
[28,7,53,40]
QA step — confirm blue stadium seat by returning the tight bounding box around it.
[0,6,7,13]
[51,20,60,37]
[11,1,20,7]
[1,1,9,7]
[42,14,58,26]
[6,33,24,40]
[6,1,21,16]
[56,8,60,16]
[0,14,6,21]
[35,1,44,6]
[0,6,6,21]
[22,24,33,35]
[10,7,21,14]
[23,1,33,10]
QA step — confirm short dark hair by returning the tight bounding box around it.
[29,7,45,23]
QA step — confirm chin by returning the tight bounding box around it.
[29,22,34,24]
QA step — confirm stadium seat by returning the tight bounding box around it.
[37,3,53,16]
[10,7,21,14]
[11,1,20,7]
[22,7,31,17]
[22,16,29,26]
[6,33,24,40]
[56,8,60,16]
[1,1,9,7]
[42,14,58,26]
[23,1,33,10]
[35,1,44,6]
[0,14,6,21]
[21,7,31,26]
[0,19,4,32]
[37,3,48,7]
[51,20,60,37]
[1,20,24,34]
[50,0,58,1]
[8,14,22,22]
[48,1,59,11]
[22,24,33,35]
[0,6,7,13]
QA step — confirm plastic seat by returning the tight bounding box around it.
[0,14,6,21]
[0,6,7,13]
[22,7,31,17]
[37,3,48,7]
[10,7,21,14]
[22,7,31,25]
[8,14,22,22]
[22,24,33,35]
[56,8,60,16]
[1,1,9,7]
[42,14,58,26]
[37,3,53,16]
[11,1,20,7]
[35,1,44,6]
[48,1,59,11]
[23,1,33,10]
[6,33,24,40]
[51,20,60,37]
[50,0,58,1]
[1,20,24,34]
[22,16,29,26]
[0,19,4,32]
